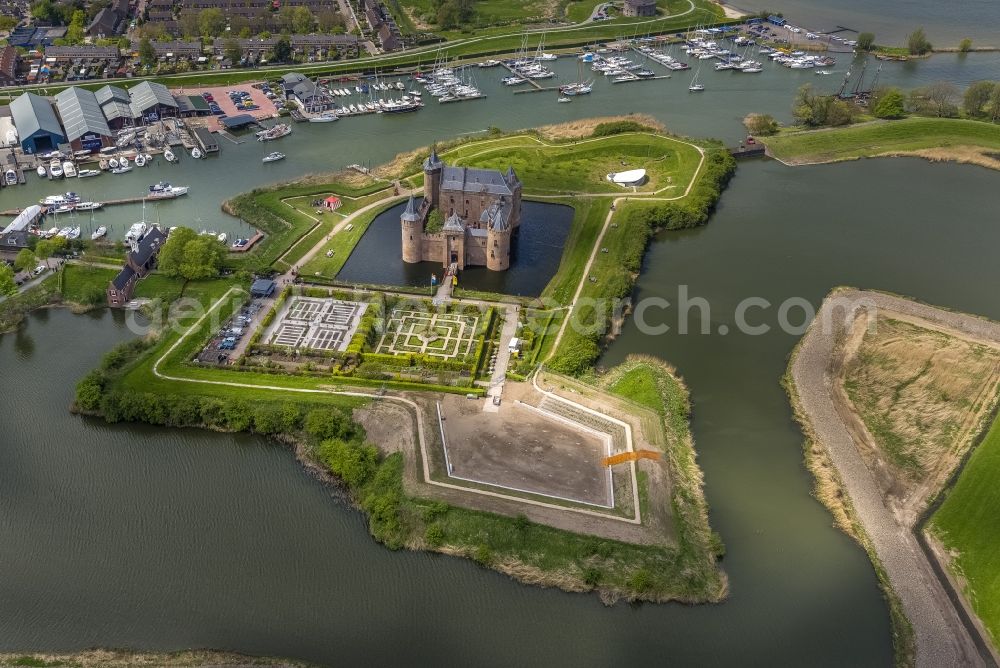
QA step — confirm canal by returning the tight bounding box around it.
[3,41,1000,666]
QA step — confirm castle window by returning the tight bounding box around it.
[409,235,412,240]
[493,240,497,247]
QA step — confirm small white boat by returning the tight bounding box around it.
[262,151,285,163]
[76,202,102,211]
[163,148,176,162]
[217,232,227,244]
[62,161,77,178]
[144,153,153,163]
[73,149,92,159]
[66,226,81,240]
[815,70,832,75]
[36,165,46,177]
[4,169,16,185]
[120,156,129,168]
[56,226,72,237]
[134,153,146,167]
[557,96,571,103]
[49,159,63,178]
[77,169,101,178]
[110,165,133,174]
[109,157,119,169]
[191,148,203,159]
[91,225,107,240]
[309,112,339,123]
[125,222,147,244]
[51,205,74,214]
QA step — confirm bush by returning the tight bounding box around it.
[743,113,779,136]
[317,438,378,487]
[305,408,355,440]
[873,88,906,119]
[591,120,654,137]
[425,523,445,546]
[907,27,932,55]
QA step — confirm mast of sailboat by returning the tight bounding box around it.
[852,58,869,96]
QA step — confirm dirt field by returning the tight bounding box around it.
[840,313,1000,509]
[438,394,612,506]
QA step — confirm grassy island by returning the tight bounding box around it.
[70,117,735,605]
[762,117,1000,171]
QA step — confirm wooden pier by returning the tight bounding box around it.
[611,74,671,84]
[0,194,172,216]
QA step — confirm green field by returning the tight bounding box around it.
[61,264,116,306]
[763,118,1000,165]
[444,133,703,195]
[931,412,1000,649]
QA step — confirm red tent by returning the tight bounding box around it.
[323,196,341,211]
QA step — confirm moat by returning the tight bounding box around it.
[336,199,573,296]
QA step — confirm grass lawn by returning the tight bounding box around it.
[541,198,610,304]
[300,199,402,278]
[763,118,1000,165]
[61,264,117,305]
[932,412,1000,649]
[443,134,702,196]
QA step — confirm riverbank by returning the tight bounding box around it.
[762,118,1000,171]
[787,288,998,667]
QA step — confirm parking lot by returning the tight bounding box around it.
[196,298,264,364]
[176,83,281,132]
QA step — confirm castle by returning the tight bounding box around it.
[401,148,523,271]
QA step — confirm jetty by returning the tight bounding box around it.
[0,194,182,216]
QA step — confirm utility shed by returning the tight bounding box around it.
[10,92,65,154]
[55,87,113,151]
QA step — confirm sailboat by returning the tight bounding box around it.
[688,66,705,92]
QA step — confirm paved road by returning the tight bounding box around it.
[791,289,994,668]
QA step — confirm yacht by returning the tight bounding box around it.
[557,96,572,103]
[163,148,177,162]
[134,153,147,167]
[36,165,46,177]
[4,169,16,185]
[66,226,81,240]
[689,67,704,92]
[147,182,189,199]
[191,147,203,159]
[110,164,133,174]
[62,161,77,178]
[262,151,285,163]
[77,169,101,178]
[120,156,130,168]
[256,123,292,141]
[125,221,147,245]
[309,112,339,123]
[108,157,119,169]
[91,225,107,240]
[75,202,102,211]
[49,159,63,178]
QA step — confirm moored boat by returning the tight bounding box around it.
[62,161,77,178]
[77,169,101,178]
[163,148,177,162]
[36,165,46,177]
[49,159,63,178]
[191,147,203,159]
[75,201,102,211]
[262,151,285,163]
[4,169,16,185]
[91,225,107,240]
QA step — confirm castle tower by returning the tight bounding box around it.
[423,146,444,209]
[486,196,512,272]
[400,194,423,264]
[505,166,523,228]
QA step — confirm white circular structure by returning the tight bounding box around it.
[606,168,647,186]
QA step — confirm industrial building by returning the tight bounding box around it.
[55,87,113,151]
[9,92,65,154]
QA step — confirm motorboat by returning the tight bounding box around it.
[125,221,147,245]
[255,123,292,142]
[4,169,16,185]
[478,59,501,67]
[163,148,177,162]
[62,161,77,178]
[147,182,189,199]
[262,151,285,163]
[73,149,92,159]
[91,225,107,240]
[134,153,146,167]
[191,147,203,159]
[99,146,117,156]
[56,226,73,237]
[309,112,339,123]
[51,204,75,214]
[110,165,133,174]
[77,169,101,178]
[75,202,102,211]
[557,96,572,103]
[108,157,119,169]
[36,165,46,177]
[49,159,63,178]
[120,156,129,168]
[217,232,227,244]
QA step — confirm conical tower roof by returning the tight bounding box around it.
[401,194,420,222]
[423,145,444,171]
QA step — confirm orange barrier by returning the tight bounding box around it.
[601,450,662,467]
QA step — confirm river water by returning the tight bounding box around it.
[2,30,1000,667]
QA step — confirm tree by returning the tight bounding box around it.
[179,11,201,39]
[317,9,345,33]
[909,81,959,117]
[305,408,354,440]
[198,8,226,37]
[277,6,296,31]
[66,9,86,43]
[873,87,906,119]
[958,38,973,53]
[223,37,243,66]
[907,27,932,55]
[857,32,875,51]
[0,263,16,296]
[13,249,37,274]
[963,80,1000,119]
[138,36,156,68]
[157,227,225,282]
[272,35,292,63]
[0,16,18,31]
[292,6,315,34]
[743,113,779,136]
[35,237,65,269]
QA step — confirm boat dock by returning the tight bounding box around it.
[611,74,672,84]
[229,231,264,253]
[0,194,172,216]
[500,61,546,91]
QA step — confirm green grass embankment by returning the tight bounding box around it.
[763,118,1000,167]
[931,412,1000,650]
